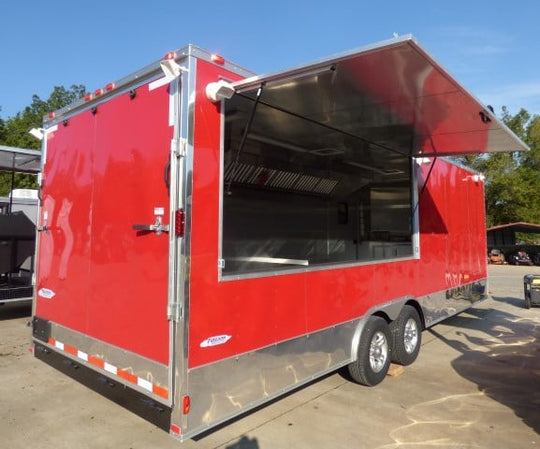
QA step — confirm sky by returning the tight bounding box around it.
[1,0,539,119]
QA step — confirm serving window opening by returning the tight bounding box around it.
[220,77,415,276]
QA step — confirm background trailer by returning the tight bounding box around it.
[31,36,528,441]
[0,146,40,304]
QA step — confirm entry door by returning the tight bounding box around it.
[88,81,174,364]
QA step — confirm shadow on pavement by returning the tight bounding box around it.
[226,436,260,449]
[492,294,530,310]
[429,296,540,435]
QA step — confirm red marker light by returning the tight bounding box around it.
[105,82,115,91]
[94,88,104,96]
[182,395,191,414]
[164,51,177,60]
[211,54,225,65]
[47,111,55,119]
[175,209,185,237]
[84,93,93,101]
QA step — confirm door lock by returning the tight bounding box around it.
[132,215,170,235]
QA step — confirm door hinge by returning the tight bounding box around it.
[218,259,225,269]
[171,138,187,157]
[168,302,183,321]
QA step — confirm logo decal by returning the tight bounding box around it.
[38,288,56,299]
[200,335,232,348]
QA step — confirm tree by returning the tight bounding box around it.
[0,85,86,195]
[0,108,5,143]
[502,108,540,226]
[461,107,540,228]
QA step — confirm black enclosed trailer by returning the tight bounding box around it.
[0,145,41,304]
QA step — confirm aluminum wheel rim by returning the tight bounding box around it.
[369,331,389,373]
[403,318,419,354]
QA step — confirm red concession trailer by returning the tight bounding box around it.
[31,35,528,440]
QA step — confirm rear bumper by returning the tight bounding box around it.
[33,341,172,431]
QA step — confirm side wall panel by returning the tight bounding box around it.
[418,159,487,292]
[187,63,487,369]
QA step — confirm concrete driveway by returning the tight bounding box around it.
[1,264,539,448]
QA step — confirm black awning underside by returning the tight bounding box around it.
[0,146,41,174]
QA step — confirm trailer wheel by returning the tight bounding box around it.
[524,295,532,309]
[390,305,422,366]
[348,316,391,386]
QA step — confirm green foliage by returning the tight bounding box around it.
[461,107,540,227]
[0,85,86,196]
[0,111,5,143]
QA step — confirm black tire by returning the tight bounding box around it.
[348,316,391,386]
[390,305,422,366]
[525,295,532,309]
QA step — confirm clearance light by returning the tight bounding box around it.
[170,424,181,435]
[47,111,55,119]
[211,53,225,65]
[84,93,93,101]
[94,88,104,96]
[182,395,191,414]
[164,51,177,60]
[175,209,185,237]
[106,82,115,91]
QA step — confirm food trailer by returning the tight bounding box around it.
[32,35,528,440]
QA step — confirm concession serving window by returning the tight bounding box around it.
[219,36,528,276]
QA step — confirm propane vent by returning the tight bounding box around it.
[224,162,338,196]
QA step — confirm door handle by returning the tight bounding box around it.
[132,215,169,235]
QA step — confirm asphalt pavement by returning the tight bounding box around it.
[1,264,539,448]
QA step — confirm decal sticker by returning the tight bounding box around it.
[148,76,170,91]
[200,335,232,348]
[38,288,56,299]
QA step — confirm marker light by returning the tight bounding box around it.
[164,51,177,60]
[94,88,104,96]
[175,209,185,237]
[105,82,115,91]
[84,93,93,101]
[47,111,55,119]
[182,395,191,414]
[211,54,225,65]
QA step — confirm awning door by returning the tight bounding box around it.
[231,35,528,157]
